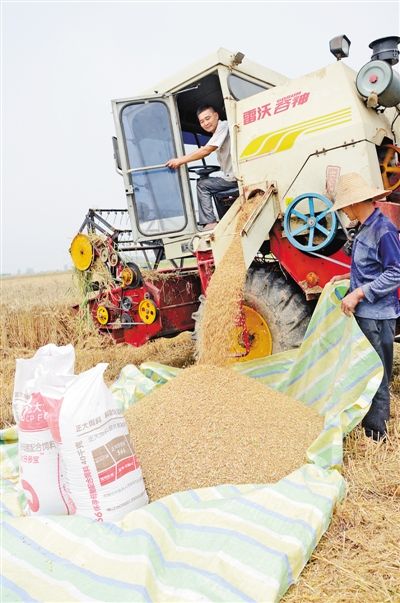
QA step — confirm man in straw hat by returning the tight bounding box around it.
[330,172,400,441]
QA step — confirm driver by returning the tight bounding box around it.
[165,105,237,231]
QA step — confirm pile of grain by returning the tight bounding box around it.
[125,364,323,501]
[124,192,322,502]
[197,193,264,366]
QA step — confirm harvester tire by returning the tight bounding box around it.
[244,266,313,353]
[193,265,313,358]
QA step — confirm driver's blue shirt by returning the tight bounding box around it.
[350,208,400,319]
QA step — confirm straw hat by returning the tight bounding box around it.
[332,172,391,211]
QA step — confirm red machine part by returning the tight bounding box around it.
[194,249,215,293]
[271,201,400,301]
[270,222,351,298]
[90,268,201,347]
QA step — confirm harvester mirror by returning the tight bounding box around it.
[112,137,121,171]
[329,35,351,61]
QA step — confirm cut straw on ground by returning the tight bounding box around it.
[282,384,400,603]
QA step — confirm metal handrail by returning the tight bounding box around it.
[124,163,170,175]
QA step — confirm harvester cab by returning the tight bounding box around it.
[70,36,400,354]
[109,49,287,255]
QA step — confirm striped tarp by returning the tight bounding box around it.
[1,282,383,602]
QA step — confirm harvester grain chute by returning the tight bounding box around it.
[71,35,400,355]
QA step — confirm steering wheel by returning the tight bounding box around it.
[188,166,220,178]
[283,193,337,252]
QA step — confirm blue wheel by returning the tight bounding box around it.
[283,193,337,252]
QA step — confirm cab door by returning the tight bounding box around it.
[112,94,196,241]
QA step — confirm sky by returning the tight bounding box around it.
[1,0,399,274]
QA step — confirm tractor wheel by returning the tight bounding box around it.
[244,265,313,354]
[193,265,313,360]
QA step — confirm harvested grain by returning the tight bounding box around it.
[197,193,265,366]
[125,364,323,501]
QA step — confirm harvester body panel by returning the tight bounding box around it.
[235,61,393,208]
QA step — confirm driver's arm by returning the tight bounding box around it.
[166,145,217,169]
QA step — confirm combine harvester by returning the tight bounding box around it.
[70,35,400,355]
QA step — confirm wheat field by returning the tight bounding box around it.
[1,271,399,602]
[0,271,195,427]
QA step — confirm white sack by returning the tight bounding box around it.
[41,363,148,522]
[12,344,75,515]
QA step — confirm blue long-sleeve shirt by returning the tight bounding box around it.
[350,208,400,319]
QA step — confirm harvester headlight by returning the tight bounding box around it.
[329,35,351,61]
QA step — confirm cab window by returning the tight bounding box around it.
[121,101,187,236]
[228,74,269,100]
